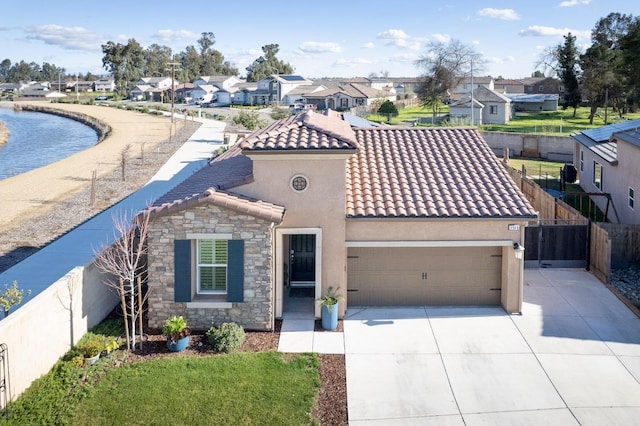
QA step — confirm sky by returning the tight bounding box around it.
[0,0,637,80]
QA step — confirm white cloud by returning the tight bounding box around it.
[485,55,516,64]
[333,57,374,68]
[24,25,103,51]
[154,29,199,43]
[387,52,419,63]
[519,25,590,39]
[431,33,450,43]
[559,0,590,7]
[477,8,520,20]
[298,41,343,54]
[377,29,410,40]
[362,42,375,49]
[472,40,481,46]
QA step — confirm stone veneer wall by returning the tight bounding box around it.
[147,204,275,331]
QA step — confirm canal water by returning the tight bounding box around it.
[0,106,98,180]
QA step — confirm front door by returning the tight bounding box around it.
[289,234,316,286]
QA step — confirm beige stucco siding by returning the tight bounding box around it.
[237,154,350,314]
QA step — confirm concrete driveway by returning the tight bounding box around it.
[344,269,640,425]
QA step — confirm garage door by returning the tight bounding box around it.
[347,246,502,306]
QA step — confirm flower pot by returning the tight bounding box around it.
[321,304,339,331]
[167,335,190,352]
[84,353,100,365]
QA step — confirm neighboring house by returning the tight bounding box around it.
[173,83,194,103]
[506,94,559,112]
[282,83,326,107]
[137,77,173,89]
[449,97,484,125]
[75,81,95,92]
[572,119,640,224]
[388,77,422,98]
[191,84,218,104]
[249,75,313,105]
[494,79,525,94]
[302,83,395,110]
[94,78,115,92]
[522,77,562,95]
[193,76,242,91]
[144,110,536,331]
[192,76,243,104]
[449,86,512,124]
[451,76,494,98]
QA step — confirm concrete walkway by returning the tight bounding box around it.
[343,269,640,425]
[0,117,226,300]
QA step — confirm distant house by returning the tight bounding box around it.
[572,119,640,224]
[137,77,173,89]
[506,94,559,112]
[494,79,525,94]
[192,76,242,105]
[451,76,494,99]
[94,78,115,92]
[249,75,313,105]
[302,83,395,111]
[449,86,511,124]
[522,77,562,95]
[449,97,484,125]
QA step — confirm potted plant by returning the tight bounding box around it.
[81,336,103,365]
[101,336,120,357]
[162,315,191,352]
[317,286,343,331]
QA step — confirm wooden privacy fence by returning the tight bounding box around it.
[504,165,640,282]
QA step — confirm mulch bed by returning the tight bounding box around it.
[122,320,348,426]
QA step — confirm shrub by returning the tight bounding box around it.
[206,322,245,353]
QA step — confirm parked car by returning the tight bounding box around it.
[95,95,109,101]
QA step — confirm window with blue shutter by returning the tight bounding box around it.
[174,240,192,302]
[175,238,244,303]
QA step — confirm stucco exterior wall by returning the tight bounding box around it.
[483,132,573,159]
[147,204,275,331]
[575,141,640,224]
[237,154,349,306]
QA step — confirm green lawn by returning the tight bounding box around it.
[0,322,320,426]
[368,104,640,134]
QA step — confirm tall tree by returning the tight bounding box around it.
[7,60,37,82]
[178,45,202,83]
[0,59,11,82]
[197,32,238,76]
[144,44,173,77]
[415,39,484,122]
[102,39,145,96]
[245,44,294,82]
[620,16,640,109]
[580,13,634,123]
[555,33,582,117]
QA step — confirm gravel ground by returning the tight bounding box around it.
[0,118,348,425]
[610,266,640,308]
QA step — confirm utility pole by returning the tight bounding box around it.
[166,57,181,124]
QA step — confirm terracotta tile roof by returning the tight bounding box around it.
[346,127,537,218]
[153,145,253,206]
[147,187,285,223]
[240,110,359,151]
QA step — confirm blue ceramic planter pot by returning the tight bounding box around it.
[167,335,190,352]
[321,304,339,330]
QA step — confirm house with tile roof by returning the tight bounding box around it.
[572,119,640,224]
[144,110,537,331]
[303,83,395,111]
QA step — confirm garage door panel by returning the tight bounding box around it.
[347,246,502,306]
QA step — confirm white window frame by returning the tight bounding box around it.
[593,161,603,191]
[629,187,635,210]
[580,150,584,172]
[196,238,229,295]
[490,105,498,115]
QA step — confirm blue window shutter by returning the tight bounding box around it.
[227,240,244,302]
[174,240,192,302]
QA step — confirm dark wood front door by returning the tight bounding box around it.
[290,234,316,284]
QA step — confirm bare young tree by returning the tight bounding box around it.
[415,39,484,122]
[93,209,150,350]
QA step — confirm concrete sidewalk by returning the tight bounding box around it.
[0,117,226,301]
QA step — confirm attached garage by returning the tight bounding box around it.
[347,246,502,306]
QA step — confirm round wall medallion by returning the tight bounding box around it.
[290,174,309,192]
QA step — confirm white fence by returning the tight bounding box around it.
[0,264,118,408]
